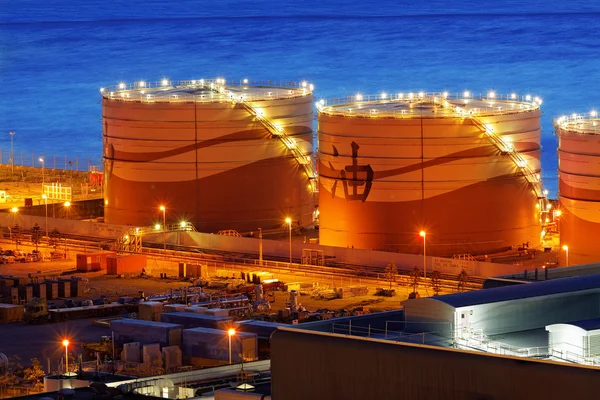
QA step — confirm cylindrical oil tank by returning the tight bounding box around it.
[555,112,600,266]
[102,79,316,233]
[318,92,543,256]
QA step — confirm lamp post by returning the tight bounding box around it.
[285,218,292,265]
[9,207,18,239]
[258,228,263,265]
[562,245,569,267]
[159,206,166,253]
[62,339,69,376]
[9,131,15,173]
[39,157,45,188]
[228,328,236,364]
[419,230,427,279]
[42,194,48,238]
[64,201,70,219]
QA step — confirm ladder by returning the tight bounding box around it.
[200,81,318,193]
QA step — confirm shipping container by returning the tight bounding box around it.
[18,285,33,304]
[45,282,58,300]
[0,304,24,322]
[182,327,257,363]
[57,281,70,298]
[107,254,147,275]
[139,302,163,322]
[111,319,182,347]
[161,312,232,330]
[76,252,116,272]
[32,283,46,299]
[68,278,85,297]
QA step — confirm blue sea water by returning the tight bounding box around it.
[1,0,600,196]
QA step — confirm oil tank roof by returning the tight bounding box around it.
[554,112,600,135]
[317,91,540,119]
[100,78,313,103]
[431,274,600,309]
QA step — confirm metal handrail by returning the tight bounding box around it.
[232,95,318,193]
[317,91,541,118]
[554,112,600,135]
[101,79,314,103]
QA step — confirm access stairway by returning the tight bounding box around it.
[431,96,548,208]
[204,80,318,193]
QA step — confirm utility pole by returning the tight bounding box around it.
[9,131,15,173]
[258,228,263,265]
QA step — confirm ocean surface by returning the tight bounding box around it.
[1,0,600,196]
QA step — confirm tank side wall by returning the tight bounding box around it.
[558,127,600,265]
[318,110,541,256]
[103,95,315,232]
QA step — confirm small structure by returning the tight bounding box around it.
[546,319,600,363]
[76,252,115,272]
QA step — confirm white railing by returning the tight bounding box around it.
[554,111,600,135]
[232,96,318,193]
[317,91,541,118]
[101,78,314,103]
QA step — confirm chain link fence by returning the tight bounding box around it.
[0,149,103,171]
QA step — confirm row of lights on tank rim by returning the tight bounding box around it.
[555,110,599,126]
[99,79,314,93]
[333,91,542,104]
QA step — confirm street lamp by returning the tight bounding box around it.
[9,131,15,173]
[285,217,292,265]
[39,157,45,188]
[258,228,263,266]
[42,194,48,238]
[228,328,236,364]
[159,206,166,253]
[419,231,427,279]
[562,245,569,267]
[64,201,71,219]
[62,339,70,376]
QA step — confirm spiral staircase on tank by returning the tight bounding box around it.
[429,95,549,211]
[204,81,319,193]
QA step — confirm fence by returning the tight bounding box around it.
[0,149,103,172]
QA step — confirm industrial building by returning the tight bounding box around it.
[270,328,600,400]
[554,112,600,266]
[402,274,600,345]
[317,92,546,256]
[101,78,317,233]
[266,275,600,399]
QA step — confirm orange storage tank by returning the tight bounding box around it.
[317,92,545,256]
[102,79,316,233]
[555,112,600,266]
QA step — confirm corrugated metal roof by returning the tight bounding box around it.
[431,274,600,308]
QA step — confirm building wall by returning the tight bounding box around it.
[402,298,454,336]
[271,329,600,400]
[462,291,600,336]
